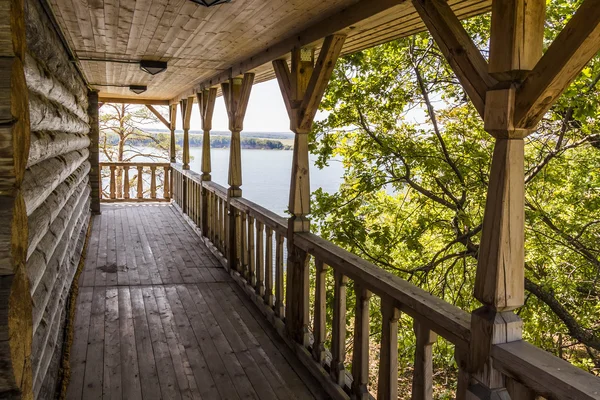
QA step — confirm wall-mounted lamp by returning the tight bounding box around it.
[189,0,231,6]
[129,85,147,94]
[140,60,167,75]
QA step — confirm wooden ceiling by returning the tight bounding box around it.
[47,0,491,102]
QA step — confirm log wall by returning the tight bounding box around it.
[20,0,92,397]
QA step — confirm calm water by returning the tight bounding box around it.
[189,148,344,216]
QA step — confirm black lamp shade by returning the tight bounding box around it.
[189,0,231,6]
[129,85,147,94]
[140,60,167,75]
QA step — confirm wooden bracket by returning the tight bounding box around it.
[273,34,346,133]
[411,0,496,119]
[197,87,217,131]
[221,73,254,132]
[145,104,170,129]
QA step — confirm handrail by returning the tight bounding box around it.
[99,161,171,202]
[168,169,600,400]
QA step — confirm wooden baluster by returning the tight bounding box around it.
[412,320,437,400]
[137,166,143,199]
[240,211,248,278]
[163,166,170,199]
[233,208,241,270]
[210,193,218,247]
[223,197,229,255]
[331,270,348,386]
[123,166,130,200]
[352,284,372,399]
[196,183,201,226]
[255,221,264,296]
[275,232,285,318]
[150,166,157,199]
[378,300,400,400]
[190,181,195,222]
[109,165,116,199]
[264,227,274,307]
[312,259,328,365]
[99,165,103,199]
[248,215,256,287]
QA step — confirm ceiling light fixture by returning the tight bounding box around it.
[140,60,167,75]
[129,85,147,94]
[189,0,231,7]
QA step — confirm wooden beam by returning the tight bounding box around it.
[97,97,170,106]
[299,34,346,131]
[170,0,401,102]
[411,0,496,118]
[514,0,600,128]
[145,105,170,129]
[272,60,293,119]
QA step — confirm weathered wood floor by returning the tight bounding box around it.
[66,204,321,400]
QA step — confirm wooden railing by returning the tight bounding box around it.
[170,163,600,400]
[99,162,171,202]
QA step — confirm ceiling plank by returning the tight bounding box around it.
[171,0,402,101]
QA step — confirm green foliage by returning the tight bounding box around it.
[309,6,600,393]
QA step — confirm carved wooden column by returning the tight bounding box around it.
[221,74,254,271]
[273,34,345,345]
[197,88,217,237]
[169,103,177,163]
[468,2,545,397]
[88,90,101,214]
[180,96,193,170]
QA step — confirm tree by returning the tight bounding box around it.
[99,104,177,198]
[310,3,599,390]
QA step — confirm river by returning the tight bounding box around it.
[189,147,344,216]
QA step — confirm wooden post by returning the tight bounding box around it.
[352,284,372,399]
[150,166,157,199]
[88,90,101,213]
[378,301,399,400]
[109,165,116,199]
[273,34,345,345]
[0,0,34,395]
[467,1,545,397]
[181,96,194,170]
[197,88,217,237]
[163,166,170,199]
[169,103,177,163]
[412,320,437,400]
[221,74,254,271]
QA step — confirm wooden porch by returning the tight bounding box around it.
[66,204,322,400]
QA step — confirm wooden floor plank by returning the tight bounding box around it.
[141,286,182,400]
[103,287,122,400]
[65,287,93,399]
[118,287,142,400]
[164,285,221,400]
[81,286,106,400]
[130,287,162,400]
[68,204,322,400]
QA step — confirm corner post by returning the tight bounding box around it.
[273,34,345,346]
[221,74,254,271]
[468,1,545,398]
[169,103,177,163]
[197,88,217,237]
[88,90,101,214]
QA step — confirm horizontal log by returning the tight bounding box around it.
[27,183,89,295]
[22,148,88,215]
[24,53,88,123]
[28,90,89,134]
[32,209,88,391]
[27,164,90,258]
[24,0,87,107]
[28,131,90,168]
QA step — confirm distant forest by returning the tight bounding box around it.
[107,130,293,150]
